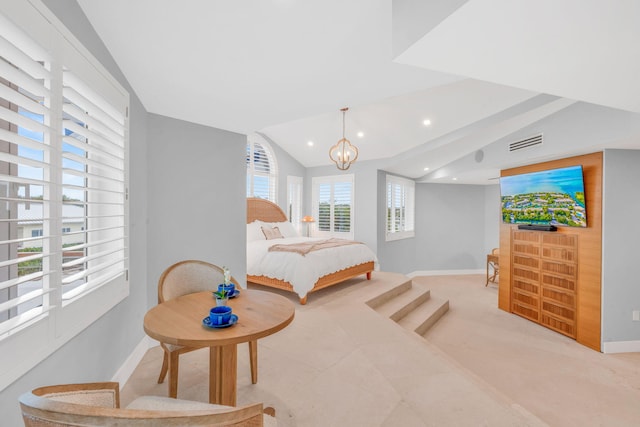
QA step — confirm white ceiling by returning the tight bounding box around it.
[396,0,640,114]
[262,80,537,168]
[78,0,640,184]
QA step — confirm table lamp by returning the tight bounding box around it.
[302,215,315,237]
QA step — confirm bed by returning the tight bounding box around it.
[246,197,376,304]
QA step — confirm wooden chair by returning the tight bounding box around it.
[157,260,258,398]
[19,382,276,426]
[486,248,500,286]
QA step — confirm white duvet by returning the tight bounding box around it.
[247,237,378,298]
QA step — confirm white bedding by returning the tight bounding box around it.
[247,236,378,298]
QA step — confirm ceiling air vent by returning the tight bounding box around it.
[509,134,543,152]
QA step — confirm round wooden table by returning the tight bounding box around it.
[144,289,295,406]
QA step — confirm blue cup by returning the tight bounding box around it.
[209,306,232,325]
[218,283,235,296]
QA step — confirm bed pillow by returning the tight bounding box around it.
[247,220,266,242]
[261,225,284,240]
[268,221,298,238]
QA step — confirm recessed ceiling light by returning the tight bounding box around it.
[452,177,457,181]
[357,131,364,138]
[423,167,429,171]
[423,119,431,126]
[307,141,314,147]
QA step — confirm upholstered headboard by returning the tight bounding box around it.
[247,197,287,224]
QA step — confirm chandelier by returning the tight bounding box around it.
[329,107,358,170]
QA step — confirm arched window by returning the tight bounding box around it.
[246,134,277,202]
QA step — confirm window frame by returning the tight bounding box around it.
[0,0,129,391]
[312,174,355,240]
[246,134,277,203]
[385,174,415,241]
[286,175,303,235]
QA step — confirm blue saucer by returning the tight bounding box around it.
[202,314,238,329]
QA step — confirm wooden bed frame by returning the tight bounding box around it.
[247,197,374,304]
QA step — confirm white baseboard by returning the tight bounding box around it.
[407,269,485,278]
[602,340,640,353]
[111,336,158,385]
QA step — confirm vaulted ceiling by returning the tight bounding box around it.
[78,0,640,184]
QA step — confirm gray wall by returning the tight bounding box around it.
[0,0,149,424]
[414,183,488,270]
[303,164,494,275]
[378,179,489,274]
[146,114,247,298]
[484,184,501,254]
[375,170,415,273]
[602,149,640,344]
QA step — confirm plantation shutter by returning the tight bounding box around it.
[317,182,331,232]
[333,180,352,233]
[0,6,128,338]
[386,182,394,232]
[246,135,277,203]
[60,70,126,300]
[406,186,414,233]
[0,14,53,332]
[386,175,415,241]
[0,0,129,390]
[312,174,354,239]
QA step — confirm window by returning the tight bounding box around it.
[287,176,303,235]
[312,174,354,239]
[386,174,415,241]
[246,134,277,202]
[0,1,129,390]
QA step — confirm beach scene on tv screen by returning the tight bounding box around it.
[500,165,587,227]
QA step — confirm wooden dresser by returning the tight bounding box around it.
[511,229,578,338]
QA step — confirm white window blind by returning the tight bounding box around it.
[246,134,277,203]
[0,19,52,331]
[287,176,302,234]
[312,174,354,239]
[386,174,415,241]
[60,70,126,300]
[0,0,129,391]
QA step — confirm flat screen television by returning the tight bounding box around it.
[500,165,587,227]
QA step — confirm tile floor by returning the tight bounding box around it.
[122,272,640,426]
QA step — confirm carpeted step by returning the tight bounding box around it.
[364,278,412,309]
[373,283,432,322]
[398,296,450,335]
